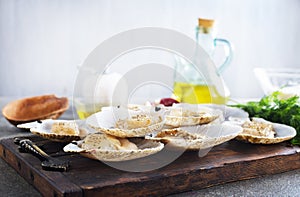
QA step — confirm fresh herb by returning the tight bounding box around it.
[231,91,300,145]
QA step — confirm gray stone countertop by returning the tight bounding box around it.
[0,97,300,197]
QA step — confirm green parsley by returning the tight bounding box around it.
[232,91,300,145]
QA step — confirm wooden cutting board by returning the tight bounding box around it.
[1,135,300,197]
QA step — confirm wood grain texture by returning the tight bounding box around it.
[1,135,300,197]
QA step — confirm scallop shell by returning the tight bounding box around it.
[2,95,68,126]
[86,105,165,138]
[146,122,243,150]
[17,119,91,142]
[63,133,164,161]
[199,103,249,120]
[164,103,224,127]
[229,117,297,144]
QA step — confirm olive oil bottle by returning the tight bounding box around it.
[172,82,228,104]
[172,18,232,104]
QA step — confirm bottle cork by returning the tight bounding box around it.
[198,18,215,28]
[198,18,215,34]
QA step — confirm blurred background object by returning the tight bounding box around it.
[254,67,300,96]
[1,0,300,98]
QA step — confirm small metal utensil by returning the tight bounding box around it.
[14,138,69,172]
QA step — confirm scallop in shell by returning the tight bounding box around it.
[2,95,68,126]
[17,119,91,142]
[164,103,224,127]
[86,105,165,138]
[229,117,297,144]
[63,133,164,161]
[199,103,249,120]
[146,122,243,150]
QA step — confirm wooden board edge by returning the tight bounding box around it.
[82,153,300,196]
[0,139,83,197]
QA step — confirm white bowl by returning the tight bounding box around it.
[254,67,300,95]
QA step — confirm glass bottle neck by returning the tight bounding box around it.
[195,26,215,55]
[197,25,214,34]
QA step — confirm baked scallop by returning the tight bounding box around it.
[229,117,297,144]
[2,95,68,126]
[199,103,249,120]
[164,103,223,127]
[63,133,164,161]
[17,119,91,142]
[146,122,243,150]
[86,105,165,138]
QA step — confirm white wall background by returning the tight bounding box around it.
[1,0,300,98]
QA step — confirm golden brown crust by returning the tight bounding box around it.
[115,114,152,130]
[51,122,78,135]
[165,115,218,127]
[241,120,275,138]
[146,123,242,150]
[164,106,220,127]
